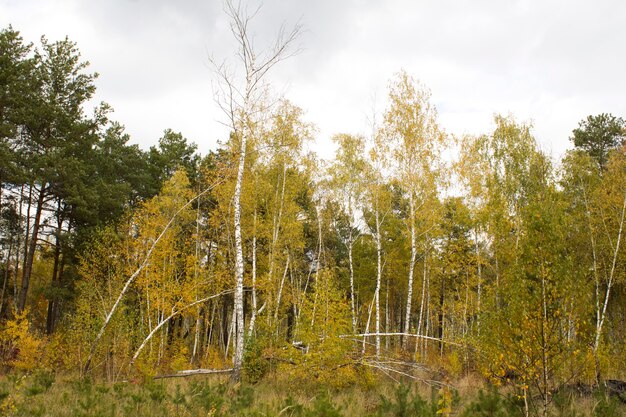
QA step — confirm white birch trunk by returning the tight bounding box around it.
[594,192,626,353]
[417,244,428,337]
[385,276,390,350]
[274,254,290,324]
[375,208,382,358]
[231,121,247,381]
[212,0,300,381]
[348,239,357,333]
[403,194,417,346]
[362,297,374,356]
[474,228,482,334]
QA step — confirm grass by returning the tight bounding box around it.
[0,370,624,416]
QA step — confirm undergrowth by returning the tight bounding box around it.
[0,371,624,416]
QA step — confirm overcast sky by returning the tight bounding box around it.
[2,0,625,161]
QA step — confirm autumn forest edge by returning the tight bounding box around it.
[0,7,625,414]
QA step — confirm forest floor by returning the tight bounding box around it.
[0,371,625,416]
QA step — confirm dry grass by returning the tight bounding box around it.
[0,370,624,416]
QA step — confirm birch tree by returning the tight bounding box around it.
[363,135,392,358]
[327,133,366,332]
[561,147,626,382]
[383,71,444,347]
[210,0,300,381]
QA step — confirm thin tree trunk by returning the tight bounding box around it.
[362,297,374,356]
[424,268,431,358]
[594,192,626,356]
[266,164,288,327]
[463,271,469,337]
[474,228,482,334]
[494,253,500,310]
[581,180,604,383]
[18,183,45,312]
[385,275,390,351]
[53,250,66,329]
[191,189,202,363]
[438,268,445,354]
[375,208,382,358]
[417,245,428,337]
[403,194,417,347]
[0,236,13,317]
[45,247,61,334]
[248,210,258,335]
[540,268,549,417]
[206,300,217,356]
[12,184,24,312]
[274,254,290,325]
[20,184,32,291]
[46,200,63,334]
[225,306,235,358]
[348,239,357,333]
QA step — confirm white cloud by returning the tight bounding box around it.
[2,0,625,161]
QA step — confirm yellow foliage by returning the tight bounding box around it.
[0,309,45,371]
[169,342,190,372]
[442,350,463,378]
[436,386,453,416]
[273,269,366,389]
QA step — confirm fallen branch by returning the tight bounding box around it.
[362,360,453,388]
[154,368,233,379]
[340,332,464,348]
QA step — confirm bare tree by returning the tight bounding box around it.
[210,0,300,381]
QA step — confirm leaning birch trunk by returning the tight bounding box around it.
[83,181,221,374]
[403,194,417,347]
[362,297,374,356]
[192,311,202,364]
[594,192,626,354]
[579,177,603,382]
[274,254,290,325]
